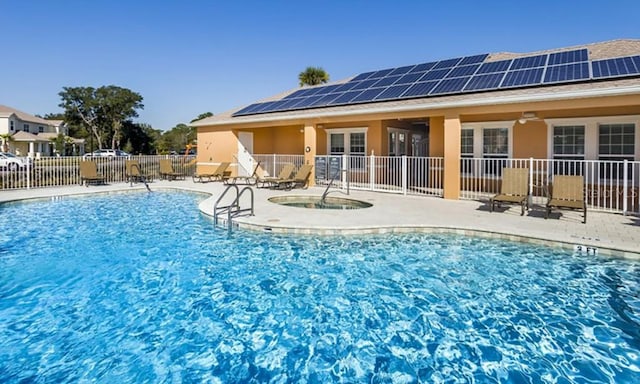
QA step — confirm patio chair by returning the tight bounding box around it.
[224,161,261,186]
[125,160,153,183]
[193,162,230,183]
[489,167,529,216]
[271,164,314,190]
[159,159,185,180]
[79,160,106,186]
[257,163,295,188]
[545,175,587,223]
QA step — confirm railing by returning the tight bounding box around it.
[213,184,255,232]
[0,155,196,190]
[314,154,445,198]
[460,158,640,215]
[252,154,305,178]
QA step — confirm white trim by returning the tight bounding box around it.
[387,127,410,156]
[195,85,640,127]
[461,122,514,158]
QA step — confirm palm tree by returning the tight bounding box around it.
[0,133,12,153]
[298,67,329,87]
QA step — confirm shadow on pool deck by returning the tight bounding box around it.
[1,180,638,258]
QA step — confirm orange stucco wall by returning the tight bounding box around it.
[429,116,445,157]
[513,120,548,158]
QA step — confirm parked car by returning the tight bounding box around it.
[83,149,131,159]
[0,152,33,171]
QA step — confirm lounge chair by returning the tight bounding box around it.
[490,168,529,215]
[257,163,295,188]
[193,162,230,183]
[159,159,185,180]
[125,160,153,183]
[546,175,587,223]
[79,160,106,186]
[224,161,261,185]
[271,164,314,190]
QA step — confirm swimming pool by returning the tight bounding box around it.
[1,191,639,383]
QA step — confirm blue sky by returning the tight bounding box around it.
[1,0,639,131]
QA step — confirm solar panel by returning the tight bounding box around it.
[309,92,344,107]
[592,56,640,78]
[395,72,426,85]
[477,59,512,74]
[374,84,412,100]
[500,68,544,87]
[402,81,439,97]
[543,62,590,83]
[388,65,416,76]
[327,90,363,105]
[332,82,361,93]
[434,57,462,69]
[232,47,640,117]
[351,78,381,90]
[350,88,387,103]
[464,73,506,91]
[510,54,548,70]
[445,64,480,78]
[548,49,588,65]
[368,68,395,79]
[459,54,489,65]
[409,61,438,73]
[371,75,402,88]
[283,88,316,99]
[430,77,471,94]
[421,68,451,81]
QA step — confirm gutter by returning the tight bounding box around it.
[192,85,640,127]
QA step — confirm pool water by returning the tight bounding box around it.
[1,191,639,383]
[268,195,373,210]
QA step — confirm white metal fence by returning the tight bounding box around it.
[253,154,305,177]
[3,153,638,215]
[314,155,445,197]
[0,155,196,190]
[460,158,640,214]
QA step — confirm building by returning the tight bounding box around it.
[0,105,85,156]
[192,39,640,210]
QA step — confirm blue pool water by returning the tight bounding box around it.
[0,191,639,383]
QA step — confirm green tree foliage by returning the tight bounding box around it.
[158,123,195,154]
[121,122,161,154]
[190,112,213,123]
[58,86,143,150]
[298,66,330,86]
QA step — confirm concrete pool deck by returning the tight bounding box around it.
[1,180,638,258]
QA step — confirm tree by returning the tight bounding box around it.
[58,86,143,150]
[298,66,329,87]
[190,112,213,123]
[0,133,12,152]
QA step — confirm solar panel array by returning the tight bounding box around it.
[233,48,640,117]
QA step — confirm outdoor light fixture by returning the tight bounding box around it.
[518,112,537,124]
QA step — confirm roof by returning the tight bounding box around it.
[0,105,54,126]
[193,39,640,127]
[11,131,50,142]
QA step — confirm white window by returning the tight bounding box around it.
[461,122,514,177]
[38,126,44,133]
[599,123,635,180]
[9,120,14,131]
[23,124,29,132]
[327,128,367,156]
[553,126,585,160]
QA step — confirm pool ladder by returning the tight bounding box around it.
[213,184,254,231]
[320,169,349,203]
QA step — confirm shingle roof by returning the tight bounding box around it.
[0,105,54,126]
[193,39,640,127]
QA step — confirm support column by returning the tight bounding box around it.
[443,114,461,200]
[303,123,317,187]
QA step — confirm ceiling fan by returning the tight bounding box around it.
[517,112,541,124]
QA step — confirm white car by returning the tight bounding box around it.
[83,149,131,159]
[0,152,32,171]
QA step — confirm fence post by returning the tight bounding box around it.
[272,154,276,177]
[26,160,31,190]
[402,155,407,195]
[623,159,628,216]
[341,154,348,186]
[370,153,375,191]
[528,157,534,208]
